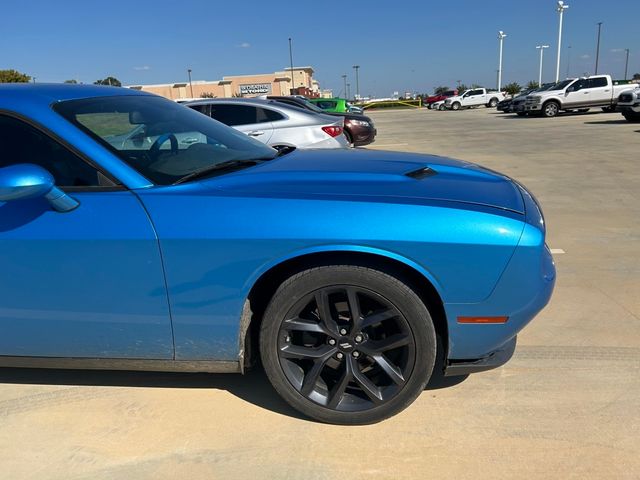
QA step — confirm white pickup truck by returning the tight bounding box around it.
[444,88,505,110]
[523,75,633,117]
[616,86,640,122]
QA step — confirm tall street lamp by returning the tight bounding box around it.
[187,69,193,97]
[341,74,347,98]
[595,22,603,74]
[566,45,572,78]
[288,37,295,95]
[555,1,569,82]
[536,45,550,86]
[352,65,360,101]
[624,48,630,80]
[346,83,351,100]
[497,31,507,90]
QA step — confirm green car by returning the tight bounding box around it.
[309,97,364,114]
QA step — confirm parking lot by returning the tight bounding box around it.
[1,107,639,479]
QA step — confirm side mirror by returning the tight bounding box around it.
[0,164,79,212]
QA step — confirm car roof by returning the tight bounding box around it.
[185,97,317,113]
[0,83,151,105]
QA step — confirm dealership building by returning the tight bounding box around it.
[128,67,329,100]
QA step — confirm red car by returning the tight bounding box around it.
[426,90,458,108]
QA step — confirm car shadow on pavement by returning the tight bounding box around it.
[583,119,630,125]
[0,355,469,421]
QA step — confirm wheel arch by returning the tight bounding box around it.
[542,99,561,115]
[240,248,449,371]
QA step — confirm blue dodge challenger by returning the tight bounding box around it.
[0,84,554,424]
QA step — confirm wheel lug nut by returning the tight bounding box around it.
[339,328,347,335]
[354,334,363,343]
[336,352,344,360]
[328,338,336,346]
[352,351,360,358]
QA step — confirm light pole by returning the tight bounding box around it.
[555,1,569,82]
[288,37,295,95]
[187,69,193,97]
[497,31,507,90]
[624,49,630,80]
[341,74,347,98]
[595,22,603,74]
[536,45,550,86]
[346,83,351,100]
[566,45,572,78]
[352,65,360,101]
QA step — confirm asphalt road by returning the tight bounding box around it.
[1,107,639,479]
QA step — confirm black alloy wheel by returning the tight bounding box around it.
[260,266,436,425]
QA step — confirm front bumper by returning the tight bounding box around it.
[444,336,517,376]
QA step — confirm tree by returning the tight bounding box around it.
[434,86,450,95]
[633,73,640,81]
[526,81,540,90]
[64,79,78,84]
[503,82,522,95]
[0,69,31,83]
[200,92,216,98]
[94,76,122,87]
[457,83,468,93]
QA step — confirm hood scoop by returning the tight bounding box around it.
[405,166,437,180]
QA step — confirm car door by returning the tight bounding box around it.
[0,114,174,359]
[208,104,274,145]
[465,89,485,106]
[586,77,610,105]
[564,79,588,107]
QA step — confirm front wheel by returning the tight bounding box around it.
[451,102,461,111]
[487,98,498,108]
[260,266,437,425]
[438,103,446,111]
[542,101,560,118]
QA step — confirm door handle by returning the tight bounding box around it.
[248,131,264,136]
[584,92,589,94]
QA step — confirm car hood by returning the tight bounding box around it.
[200,149,524,214]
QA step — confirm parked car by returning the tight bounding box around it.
[186,98,348,149]
[444,88,505,110]
[265,95,376,147]
[524,75,633,118]
[430,100,447,111]
[309,97,364,114]
[0,84,555,425]
[616,87,640,122]
[425,90,458,108]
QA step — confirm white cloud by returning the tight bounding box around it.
[610,48,624,53]
[134,65,151,71]
[237,42,251,48]
[579,54,590,60]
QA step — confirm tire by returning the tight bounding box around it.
[438,104,446,111]
[487,98,498,108]
[542,101,560,118]
[451,102,461,111]
[259,265,437,425]
[343,130,353,145]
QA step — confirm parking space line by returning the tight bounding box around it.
[550,248,565,254]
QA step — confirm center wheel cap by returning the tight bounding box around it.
[338,338,354,352]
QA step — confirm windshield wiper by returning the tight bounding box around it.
[174,159,263,185]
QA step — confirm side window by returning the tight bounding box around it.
[259,107,285,122]
[188,104,210,115]
[209,104,258,126]
[472,89,484,96]
[588,77,608,88]
[571,79,587,91]
[0,115,114,188]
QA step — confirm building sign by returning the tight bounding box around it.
[239,83,272,95]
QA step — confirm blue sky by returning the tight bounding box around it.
[3,0,638,96]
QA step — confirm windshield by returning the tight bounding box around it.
[548,79,574,91]
[54,95,277,185]
[296,98,326,113]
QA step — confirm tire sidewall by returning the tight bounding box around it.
[259,266,437,425]
[543,101,559,117]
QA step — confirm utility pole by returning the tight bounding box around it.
[352,65,360,101]
[341,74,347,98]
[595,22,603,74]
[346,83,351,100]
[566,45,572,78]
[537,45,550,86]
[624,48,630,80]
[187,69,193,97]
[288,37,295,95]
[555,1,569,82]
[497,31,507,90]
